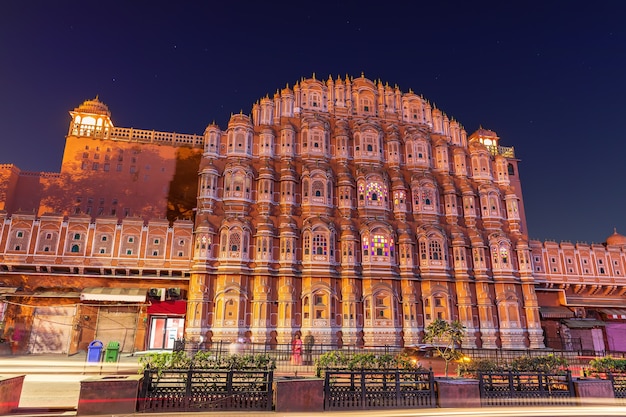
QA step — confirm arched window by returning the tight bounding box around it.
[507,163,515,176]
[429,241,441,260]
[229,232,240,252]
[71,244,80,253]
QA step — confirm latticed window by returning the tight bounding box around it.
[312,181,324,198]
[372,234,393,257]
[429,241,442,260]
[304,235,310,255]
[393,191,405,206]
[500,247,509,264]
[229,233,241,252]
[312,233,327,256]
[366,182,387,206]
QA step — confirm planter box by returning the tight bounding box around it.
[0,375,24,414]
[436,378,480,408]
[77,375,142,415]
[274,377,324,412]
[574,378,615,405]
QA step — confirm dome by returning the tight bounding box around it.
[606,229,626,246]
[73,96,111,117]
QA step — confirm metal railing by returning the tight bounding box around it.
[139,368,273,412]
[478,370,574,406]
[324,369,435,410]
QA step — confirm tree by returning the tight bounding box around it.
[423,318,466,377]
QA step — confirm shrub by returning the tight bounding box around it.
[314,350,422,377]
[139,350,275,373]
[509,354,568,373]
[457,358,503,377]
[589,357,626,374]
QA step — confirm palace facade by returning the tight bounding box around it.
[1,74,625,355]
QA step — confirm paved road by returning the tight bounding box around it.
[2,353,621,417]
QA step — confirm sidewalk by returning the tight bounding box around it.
[0,351,141,376]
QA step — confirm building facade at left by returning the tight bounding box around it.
[0,97,199,354]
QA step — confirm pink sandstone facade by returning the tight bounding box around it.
[0,74,625,354]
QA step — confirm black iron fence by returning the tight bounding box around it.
[323,369,435,410]
[139,368,273,412]
[478,370,574,406]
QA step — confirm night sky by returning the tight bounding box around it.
[1,1,625,244]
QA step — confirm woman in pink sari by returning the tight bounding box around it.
[291,333,303,365]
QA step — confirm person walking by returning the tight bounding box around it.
[7,325,21,355]
[303,331,315,365]
[291,333,302,365]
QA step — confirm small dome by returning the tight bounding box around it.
[606,228,626,246]
[468,126,499,144]
[73,96,110,116]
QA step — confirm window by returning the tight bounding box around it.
[126,249,133,255]
[45,233,52,240]
[154,238,160,244]
[99,248,105,254]
[128,237,134,243]
[73,233,81,240]
[71,244,80,253]
[16,231,23,238]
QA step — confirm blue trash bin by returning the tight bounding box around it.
[87,340,103,363]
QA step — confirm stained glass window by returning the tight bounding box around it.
[366,182,387,206]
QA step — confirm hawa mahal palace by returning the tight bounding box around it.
[1,74,625,355]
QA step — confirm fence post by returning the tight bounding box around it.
[395,369,400,403]
[566,370,574,397]
[324,372,330,410]
[185,368,193,410]
[266,370,274,411]
[361,369,366,408]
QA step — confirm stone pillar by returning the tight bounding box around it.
[435,378,481,408]
[573,378,615,405]
[77,375,143,415]
[0,375,24,415]
[274,377,324,412]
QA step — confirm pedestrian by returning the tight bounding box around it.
[7,326,21,355]
[291,333,302,365]
[303,331,315,365]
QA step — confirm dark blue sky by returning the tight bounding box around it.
[1,1,625,244]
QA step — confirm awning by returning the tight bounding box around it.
[148,300,187,315]
[80,287,147,302]
[540,306,574,319]
[29,291,80,298]
[562,319,605,328]
[600,309,626,320]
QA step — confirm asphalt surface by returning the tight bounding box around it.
[0,353,622,417]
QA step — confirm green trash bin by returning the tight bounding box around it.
[104,341,120,362]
